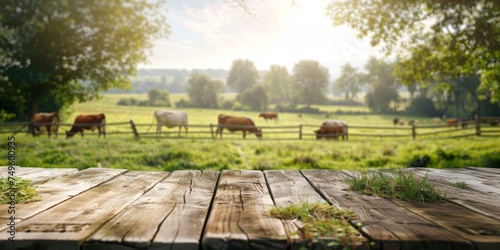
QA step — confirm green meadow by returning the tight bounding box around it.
[12,94,500,171]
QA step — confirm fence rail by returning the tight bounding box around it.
[1,115,499,140]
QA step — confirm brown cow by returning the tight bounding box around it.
[259,112,278,121]
[393,117,399,126]
[66,113,106,138]
[314,120,348,140]
[215,114,262,139]
[32,112,60,138]
[447,118,459,128]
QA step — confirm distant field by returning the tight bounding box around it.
[10,93,499,171]
[66,94,473,139]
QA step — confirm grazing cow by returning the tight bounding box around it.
[216,114,262,139]
[399,121,405,126]
[298,113,303,119]
[314,120,348,140]
[259,112,278,121]
[393,117,399,126]
[32,112,60,138]
[447,118,459,128]
[323,113,330,118]
[432,117,442,125]
[460,118,468,129]
[66,113,106,138]
[148,110,188,137]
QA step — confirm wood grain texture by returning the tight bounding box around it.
[0,168,126,232]
[0,170,165,250]
[0,166,76,182]
[84,170,219,250]
[392,200,500,250]
[302,170,473,250]
[408,168,500,219]
[202,170,287,250]
[264,170,369,250]
[467,167,500,174]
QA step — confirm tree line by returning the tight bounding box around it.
[1,0,499,122]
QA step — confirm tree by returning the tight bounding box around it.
[187,73,225,108]
[226,59,259,98]
[334,63,362,101]
[0,0,169,120]
[326,0,500,102]
[262,65,291,105]
[363,58,400,113]
[292,60,330,107]
[240,85,268,111]
[148,88,171,107]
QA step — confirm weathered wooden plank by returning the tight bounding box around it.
[0,168,126,232]
[84,170,219,250]
[13,168,78,184]
[466,167,500,175]
[0,166,43,178]
[202,170,287,250]
[264,170,325,205]
[0,170,166,250]
[264,170,370,250]
[392,200,500,250]
[408,168,500,219]
[411,168,500,195]
[301,170,474,250]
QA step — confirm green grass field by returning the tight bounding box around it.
[10,93,500,171]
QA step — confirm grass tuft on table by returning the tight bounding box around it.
[346,169,444,202]
[269,202,366,249]
[0,177,41,204]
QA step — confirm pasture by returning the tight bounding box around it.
[10,94,500,171]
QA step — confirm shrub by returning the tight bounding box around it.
[407,155,431,168]
[405,97,439,116]
[175,98,191,108]
[481,152,500,168]
[221,99,235,110]
[117,97,138,106]
[296,106,320,114]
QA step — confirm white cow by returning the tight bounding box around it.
[147,110,188,137]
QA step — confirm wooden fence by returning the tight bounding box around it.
[1,116,499,140]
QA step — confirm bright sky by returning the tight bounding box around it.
[142,0,381,78]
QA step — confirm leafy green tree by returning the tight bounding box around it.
[240,85,268,111]
[227,59,259,98]
[326,0,500,103]
[292,60,329,107]
[148,88,171,107]
[187,73,224,108]
[334,63,362,101]
[262,65,291,105]
[364,58,400,113]
[0,0,169,120]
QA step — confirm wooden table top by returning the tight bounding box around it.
[0,166,499,250]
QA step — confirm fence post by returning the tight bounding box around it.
[475,115,481,136]
[210,124,214,139]
[412,125,416,140]
[299,125,303,140]
[129,119,139,138]
[345,125,349,141]
[29,121,35,137]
